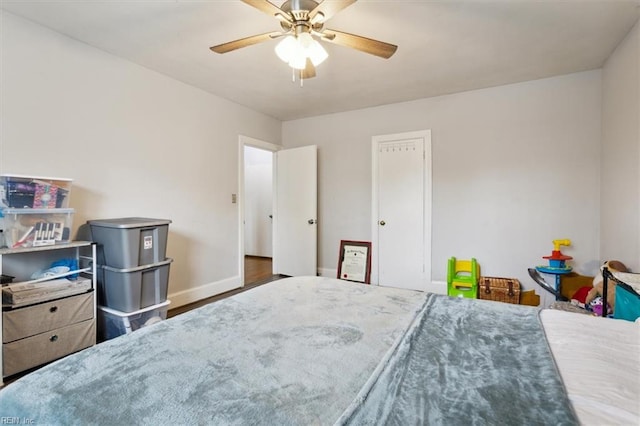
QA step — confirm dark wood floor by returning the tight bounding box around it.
[168,256,283,318]
[245,255,277,284]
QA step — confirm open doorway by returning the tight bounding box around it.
[239,136,318,286]
[243,144,274,284]
[239,135,283,287]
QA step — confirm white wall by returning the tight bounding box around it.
[244,146,273,257]
[601,21,640,272]
[282,71,602,302]
[2,9,621,308]
[0,11,281,306]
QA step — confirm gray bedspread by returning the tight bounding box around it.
[1,277,578,425]
[338,294,579,426]
[1,277,426,425]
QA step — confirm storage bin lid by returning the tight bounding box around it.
[1,174,73,182]
[2,208,75,215]
[88,217,171,229]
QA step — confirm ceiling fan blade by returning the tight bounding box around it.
[210,31,283,54]
[301,59,316,79]
[309,0,357,23]
[321,29,397,59]
[241,0,291,22]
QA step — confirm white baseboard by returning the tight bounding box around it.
[168,274,446,308]
[371,280,448,294]
[317,267,337,278]
[426,280,447,295]
[318,269,447,295]
[168,276,241,308]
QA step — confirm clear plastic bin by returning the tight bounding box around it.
[1,174,72,209]
[2,208,74,248]
[97,300,170,341]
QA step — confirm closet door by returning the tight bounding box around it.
[373,131,431,291]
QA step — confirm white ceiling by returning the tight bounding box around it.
[2,0,638,121]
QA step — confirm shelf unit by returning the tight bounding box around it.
[0,241,97,385]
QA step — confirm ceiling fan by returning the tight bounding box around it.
[210,0,397,81]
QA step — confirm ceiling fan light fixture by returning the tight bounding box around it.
[307,39,328,66]
[275,35,297,62]
[211,0,398,81]
[297,32,314,49]
[277,33,326,70]
[288,43,308,69]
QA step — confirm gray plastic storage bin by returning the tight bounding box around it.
[98,258,172,313]
[88,217,171,269]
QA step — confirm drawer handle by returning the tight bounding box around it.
[50,335,59,342]
[50,306,58,313]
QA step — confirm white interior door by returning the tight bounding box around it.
[274,145,317,276]
[373,131,431,291]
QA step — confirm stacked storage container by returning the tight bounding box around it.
[0,174,75,249]
[88,217,172,341]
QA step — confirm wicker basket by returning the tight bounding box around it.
[478,277,521,304]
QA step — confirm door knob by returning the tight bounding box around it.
[308,219,317,224]
[379,220,386,226]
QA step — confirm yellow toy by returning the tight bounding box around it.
[447,257,478,298]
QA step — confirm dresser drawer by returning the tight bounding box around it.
[3,318,95,377]
[3,292,94,343]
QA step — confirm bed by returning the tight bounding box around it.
[1,276,638,425]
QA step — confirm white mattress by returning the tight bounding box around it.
[612,271,640,293]
[541,310,640,425]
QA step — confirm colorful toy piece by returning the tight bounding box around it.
[536,239,573,274]
[447,257,479,299]
[535,239,573,301]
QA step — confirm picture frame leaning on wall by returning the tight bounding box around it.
[337,240,372,284]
